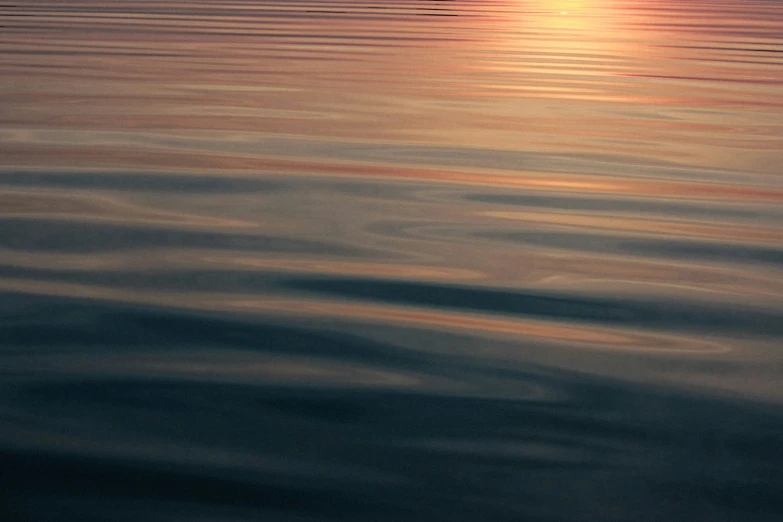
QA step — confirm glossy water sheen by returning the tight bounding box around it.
[1,1,783,520]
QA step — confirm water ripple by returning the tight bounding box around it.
[1,0,783,520]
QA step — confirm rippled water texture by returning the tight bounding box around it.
[1,1,783,520]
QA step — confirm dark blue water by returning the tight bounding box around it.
[1,1,783,520]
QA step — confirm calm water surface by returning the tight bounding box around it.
[1,1,783,520]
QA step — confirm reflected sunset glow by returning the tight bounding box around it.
[0,2,782,520]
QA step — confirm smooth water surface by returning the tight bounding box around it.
[1,1,782,520]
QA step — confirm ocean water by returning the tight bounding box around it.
[1,1,782,520]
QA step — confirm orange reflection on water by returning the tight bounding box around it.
[0,272,729,356]
[483,210,783,244]
[3,141,782,205]
[228,297,728,355]
[1,0,782,172]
